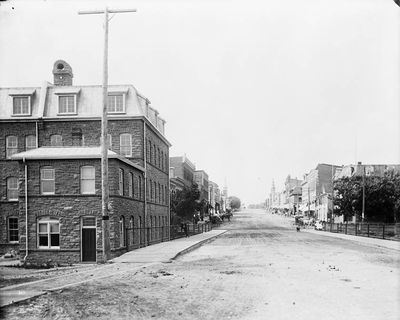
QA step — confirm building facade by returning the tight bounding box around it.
[0,60,170,263]
[169,155,196,189]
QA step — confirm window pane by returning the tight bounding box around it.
[9,229,19,242]
[7,177,18,189]
[83,217,96,227]
[50,223,59,233]
[50,135,62,146]
[81,166,95,179]
[9,218,18,229]
[50,234,60,247]
[26,135,37,150]
[41,169,55,179]
[39,235,48,246]
[6,136,18,147]
[39,223,48,233]
[81,180,95,194]
[59,96,75,113]
[42,180,55,194]
[13,97,29,115]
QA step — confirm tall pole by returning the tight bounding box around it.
[362,165,365,223]
[78,7,137,262]
[101,7,110,262]
[331,165,334,223]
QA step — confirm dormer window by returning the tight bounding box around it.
[58,95,76,114]
[107,94,125,113]
[54,88,80,115]
[13,96,30,115]
[9,89,35,116]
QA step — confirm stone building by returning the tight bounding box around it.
[0,60,170,264]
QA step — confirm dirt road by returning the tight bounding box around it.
[2,209,399,320]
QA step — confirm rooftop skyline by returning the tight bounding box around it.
[1,0,399,203]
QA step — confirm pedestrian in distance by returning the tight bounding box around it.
[184,223,189,237]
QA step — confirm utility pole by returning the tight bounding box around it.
[362,165,366,223]
[78,7,137,262]
[331,165,335,224]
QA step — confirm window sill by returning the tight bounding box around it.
[57,113,77,116]
[11,114,32,117]
[37,247,60,250]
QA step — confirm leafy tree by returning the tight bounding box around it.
[173,183,200,221]
[229,196,241,210]
[334,172,400,223]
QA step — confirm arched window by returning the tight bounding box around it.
[149,143,153,164]
[50,134,62,146]
[158,183,161,204]
[128,172,133,197]
[6,136,18,159]
[119,216,125,247]
[138,176,142,199]
[7,177,18,201]
[25,135,37,151]
[72,128,83,146]
[119,169,124,196]
[129,216,134,245]
[150,179,153,200]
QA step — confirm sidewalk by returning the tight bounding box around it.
[303,228,400,251]
[0,229,227,308]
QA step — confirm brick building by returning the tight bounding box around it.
[300,163,341,218]
[0,60,170,264]
[169,155,196,188]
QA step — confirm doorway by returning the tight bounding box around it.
[82,217,96,262]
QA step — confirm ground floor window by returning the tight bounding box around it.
[119,216,125,247]
[38,218,60,249]
[8,217,18,242]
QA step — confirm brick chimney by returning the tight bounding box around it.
[53,60,73,86]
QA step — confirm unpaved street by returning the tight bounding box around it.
[2,209,399,320]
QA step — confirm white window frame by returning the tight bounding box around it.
[12,96,31,116]
[6,136,18,159]
[107,94,126,114]
[119,169,124,196]
[8,217,19,243]
[25,135,37,151]
[7,177,19,201]
[50,134,63,147]
[41,167,55,195]
[57,95,77,115]
[120,133,132,157]
[80,166,96,194]
[38,218,60,249]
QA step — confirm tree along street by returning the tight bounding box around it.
[3,209,399,320]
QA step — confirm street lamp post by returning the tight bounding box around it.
[78,7,137,262]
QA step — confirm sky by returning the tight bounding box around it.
[1,0,399,204]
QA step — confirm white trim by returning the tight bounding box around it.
[37,218,60,249]
[107,93,126,114]
[57,95,77,115]
[11,96,32,116]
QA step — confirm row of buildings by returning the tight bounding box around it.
[266,163,400,222]
[0,60,226,265]
[169,155,228,219]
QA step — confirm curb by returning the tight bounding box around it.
[303,229,400,251]
[172,230,228,260]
